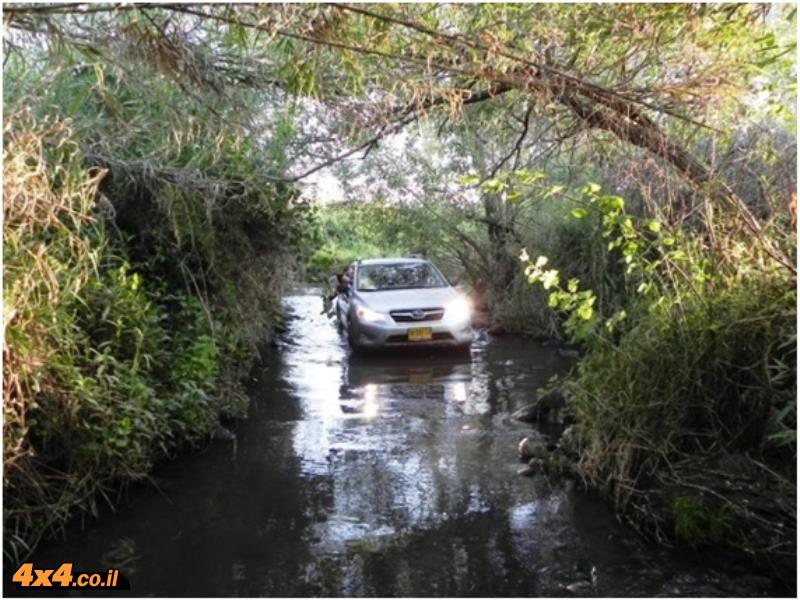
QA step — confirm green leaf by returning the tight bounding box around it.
[570,207,588,219]
[646,220,662,233]
[605,309,627,331]
[576,303,594,321]
[515,170,546,184]
[541,269,560,290]
[599,195,625,213]
[622,241,639,257]
[481,178,507,193]
[544,185,565,198]
[668,250,687,261]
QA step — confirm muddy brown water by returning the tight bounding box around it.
[15,290,789,596]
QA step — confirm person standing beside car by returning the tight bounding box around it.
[322,271,343,316]
[321,267,352,316]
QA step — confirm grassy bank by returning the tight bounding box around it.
[2,19,324,559]
[522,186,796,574]
[3,110,309,561]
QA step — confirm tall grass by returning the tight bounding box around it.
[524,185,797,562]
[3,99,308,559]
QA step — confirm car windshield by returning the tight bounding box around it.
[357,262,447,291]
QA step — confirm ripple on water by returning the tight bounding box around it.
[19,290,785,597]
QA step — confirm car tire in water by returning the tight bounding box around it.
[347,323,363,353]
[336,305,345,333]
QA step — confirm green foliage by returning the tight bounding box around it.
[520,182,696,342]
[521,182,796,557]
[304,202,447,282]
[3,49,311,558]
[673,497,733,546]
[449,168,619,335]
[3,116,224,559]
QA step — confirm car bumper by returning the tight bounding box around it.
[352,318,474,348]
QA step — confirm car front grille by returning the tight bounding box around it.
[390,307,444,323]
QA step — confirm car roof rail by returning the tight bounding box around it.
[406,252,425,259]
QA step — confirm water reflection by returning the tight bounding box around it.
[274,295,584,592]
[16,291,785,597]
[291,344,496,556]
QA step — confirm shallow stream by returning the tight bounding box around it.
[24,290,783,596]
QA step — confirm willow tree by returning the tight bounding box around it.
[4,2,796,564]
[5,2,795,270]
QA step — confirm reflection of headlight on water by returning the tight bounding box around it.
[451,381,468,403]
[363,384,379,418]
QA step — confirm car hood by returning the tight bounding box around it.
[356,287,462,312]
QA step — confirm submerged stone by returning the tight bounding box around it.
[517,436,546,460]
[512,388,567,423]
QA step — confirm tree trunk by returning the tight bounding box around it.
[483,194,517,292]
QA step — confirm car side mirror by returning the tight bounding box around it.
[449,277,460,286]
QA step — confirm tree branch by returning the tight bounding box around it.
[490,102,533,177]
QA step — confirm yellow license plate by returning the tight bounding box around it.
[409,371,433,384]
[407,327,433,342]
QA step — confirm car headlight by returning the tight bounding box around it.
[356,305,388,323]
[446,297,472,322]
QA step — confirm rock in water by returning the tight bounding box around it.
[557,346,581,359]
[565,580,592,594]
[211,425,236,442]
[511,388,567,423]
[517,436,544,460]
[565,566,598,595]
[511,402,545,423]
[526,457,544,474]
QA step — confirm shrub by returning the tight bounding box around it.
[3,106,305,560]
[522,184,796,559]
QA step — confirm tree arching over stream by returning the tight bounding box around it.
[3,2,796,581]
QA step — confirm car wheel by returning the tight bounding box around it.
[347,323,363,353]
[336,306,343,332]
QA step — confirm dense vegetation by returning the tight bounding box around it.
[3,2,796,576]
[3,12,314,560]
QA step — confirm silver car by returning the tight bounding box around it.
[336,257,474,351]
